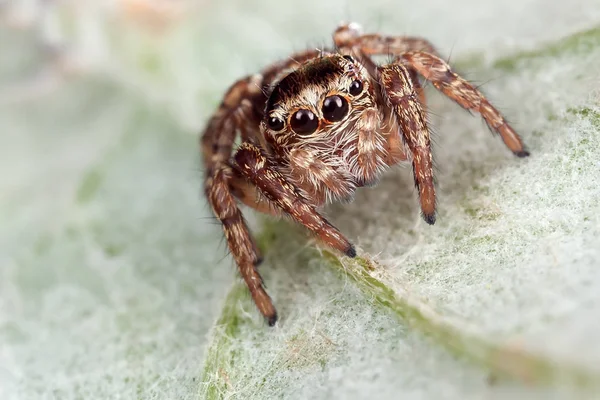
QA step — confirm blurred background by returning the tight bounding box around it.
[2,1,600,399]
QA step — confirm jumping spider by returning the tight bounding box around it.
[201,23,529,326]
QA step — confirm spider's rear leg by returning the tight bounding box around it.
[233,143,356,257]
[333,23,437,57]
[400,51,529,157]
[379,63,436,224]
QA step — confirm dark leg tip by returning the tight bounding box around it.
[345,245,357,258]
[515,150,530,158]
[267,312,278,327]
[254,256,264,266]
[423,213,436,225]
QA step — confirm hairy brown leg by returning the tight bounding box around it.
[331,23,432,124]
[333,23,437,56]
[233,143,356,257]
[406,67,427,108]
[382,67,426,166]
[400,51,529,156]
[208,167,277,325]
[334,25,436,217]
[229,175,281,217]
[201,76,278,325]
[379,64,436,224]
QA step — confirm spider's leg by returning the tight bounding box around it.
[400,51,529,156]
[378,63,436,224]
[229,174,281,217]
[233,143,356,257]
[332,22,434,111]
[208,166,277,325]
[406,66,427,109]
[201,76,278,326]
[339,46,425,170]
[333,23,437,56]
[382,66,427,166]
[333,23,525,154]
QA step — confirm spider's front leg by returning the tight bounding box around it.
[378,64,437,224]
[233,143,356,258]
[207,166,278,325]
[202,76,278,325]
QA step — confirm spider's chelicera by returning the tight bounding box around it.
[201,23,529,326]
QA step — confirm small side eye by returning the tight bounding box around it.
[322,95,349,122]
[290,109,318,135]
[267,116,285,131]
[349,80,363,96]
[343,55,354,63]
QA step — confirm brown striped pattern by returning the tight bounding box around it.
[379,64,436,224]
[401,51,529,157]
[234,143,355,257]
[201,76,278,325]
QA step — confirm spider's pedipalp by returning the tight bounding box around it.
[379,64,436,224]
[288,148,354,204]
[233,143,356,257]
[400,51,529,156]
[353,107,388,185]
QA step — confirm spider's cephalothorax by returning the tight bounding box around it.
[201,23,529,326]
[262,53,385,204]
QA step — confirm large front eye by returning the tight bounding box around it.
[322,95,349,122]
[290,109,318,134]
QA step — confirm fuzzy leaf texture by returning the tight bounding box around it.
[1,1,600,399]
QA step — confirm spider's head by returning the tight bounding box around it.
[261,53,375,154]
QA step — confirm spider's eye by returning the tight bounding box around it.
[343,55,354,63]
[290,109,318,135]
[322,95,349,122]
[349,80,363,96]
[267,116,285,131]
